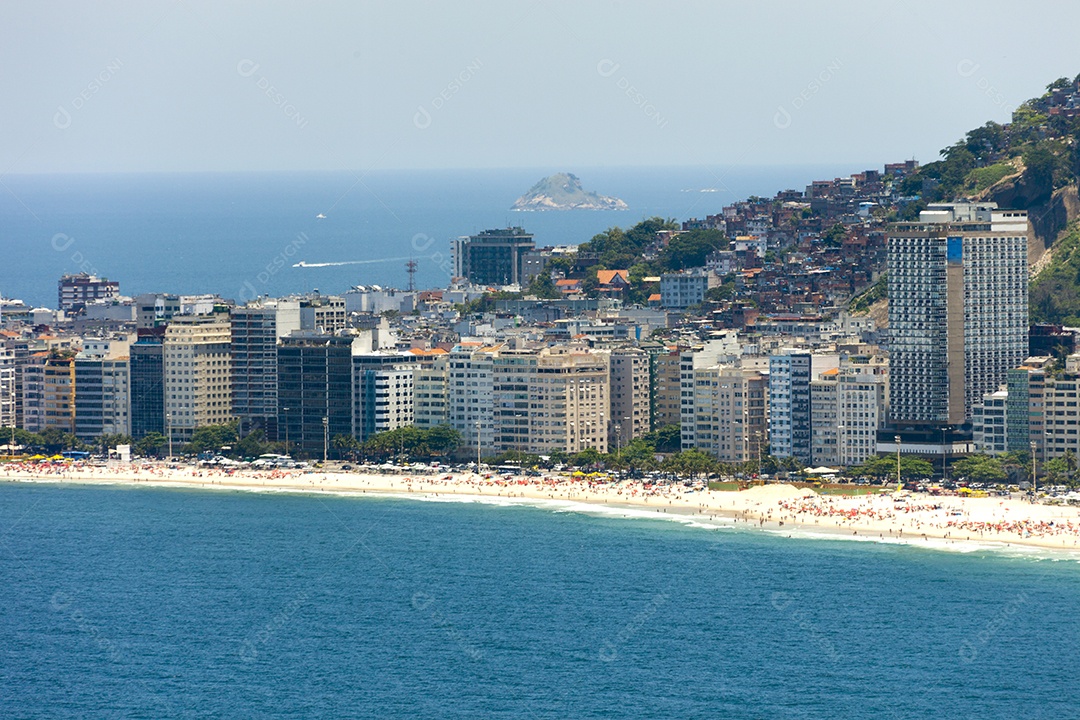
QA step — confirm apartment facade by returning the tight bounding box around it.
[609,346,650,448]
[887,203,1028,429]
[164,312,234,442]
[74,338,131,441]
[231,300,301,438]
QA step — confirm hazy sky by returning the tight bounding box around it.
[3,0,1078,174]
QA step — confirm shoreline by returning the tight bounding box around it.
[5,463,1080,557]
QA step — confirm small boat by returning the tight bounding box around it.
[315,213,326,219]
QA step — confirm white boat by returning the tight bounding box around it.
[315,213,326,219]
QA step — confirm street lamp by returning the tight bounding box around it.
[475,419,482,471]
[166,411,173,460]
[895,434,902,489]
[282,408,290,457]
[322,416,328,465]
[1030,439,1037,499]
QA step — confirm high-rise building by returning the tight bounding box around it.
[609,346,650,448]
[0,341,16,428]
[885,203,1028,442]
[299,295,346,334]
[649,345,684,431]
[769,352,839,464]
[42,352,77,433]
[130,331,165,440]
[352,353,418,443]
[277,334,358,458]
[231,300,301,438]
[164,312,233,442]
[58,274,120,315]
[446,343,498,456]
[452,227,535,286]
[1040,355,1080,461]
[412,351,450,430]
[1005,357,1050,460]
[21,353,48,433]
[74,338,131,442]
[688,364,767,464]
[529,346,609,455]
[492,348,536,452]
[973,387,1009,455]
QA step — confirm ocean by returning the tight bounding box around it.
[2,482,1078,718]
[1,165,862,308]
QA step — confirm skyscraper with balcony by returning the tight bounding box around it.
[884,202,1028,449]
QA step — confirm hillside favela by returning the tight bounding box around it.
[6,5,1080,718]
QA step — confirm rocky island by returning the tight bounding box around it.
[511,172,628,211]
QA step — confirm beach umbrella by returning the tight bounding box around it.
[28,454,47,461]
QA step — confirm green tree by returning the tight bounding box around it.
[183,422,239,455]
[526,272,560,299]
[950,454,1007,482]
[570,447,602,467]
[234,429,271,458]
[643,424,681,453]
[661,449,717,479]
[658,229,728,271]
[133,432,167,458]
[331,433,361,460]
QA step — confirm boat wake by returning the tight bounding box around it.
[293,256,413,268]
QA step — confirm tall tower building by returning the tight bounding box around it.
[885,203,1028,448]
[277,334,358,458]
[231,300,301,438]
[451,227,535,286]
[164,311,234,442]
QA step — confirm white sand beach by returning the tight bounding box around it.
[5,462,1080,553]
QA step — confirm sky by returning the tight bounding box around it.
[2,0,1079,174]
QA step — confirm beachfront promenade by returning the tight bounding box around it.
[5,461,1080,553]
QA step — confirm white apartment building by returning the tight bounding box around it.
[352,353,417,442]
[973,387,1008,455]
[447,343,498,456]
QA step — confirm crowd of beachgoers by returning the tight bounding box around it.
[5,458,1080,551]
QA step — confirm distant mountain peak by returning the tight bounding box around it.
[512,172,628,211]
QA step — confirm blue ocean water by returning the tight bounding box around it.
[1,165,863,308]
[2,483,1078,719]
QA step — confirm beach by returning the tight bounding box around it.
[5,461,1080,554]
